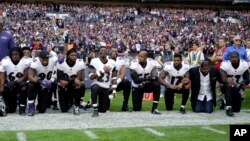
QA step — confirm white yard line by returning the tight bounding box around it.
[202,126,226,134]
[16,132,26,141]
[241,109,250,112]
[144,128,165,136]
[83,130,99,139]
[1,111,250,131]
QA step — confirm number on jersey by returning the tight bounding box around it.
[38,71,53,80]
[138,73,150,79]
[170,76,182,85]
[8,72,24,81]
[97,73,110,83]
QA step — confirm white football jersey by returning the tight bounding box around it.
[49,51,57,58]
[0,57,30,82]
[163,62,189,85]
[90,58,116,88]
[130,58,156,87]
[51,66,57,82]
[23,57,33,66]
[30,57,57,81]
[57,59,85,80]
[115,57,125,74]
[220,60,249,83]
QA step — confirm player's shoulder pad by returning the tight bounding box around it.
[109,58,116,63]
[147,58,154,61]
[30,61,39,68]
[132,58,138,62]
[90,58,98,63]
[183,61,189,65]
[117,57,124,60]
[77,58,83,62]
[164,62,172,69]
[1,56,10,63]
[2,56,9,60]
[165,62,171,65]
[32,58,37,62]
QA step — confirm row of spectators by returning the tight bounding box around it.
[0,2,250,58]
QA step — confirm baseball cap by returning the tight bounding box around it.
[39,51,50,59]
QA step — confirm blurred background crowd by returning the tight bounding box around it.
[0,1,250,60]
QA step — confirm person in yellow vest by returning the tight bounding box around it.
[187,41,205,68]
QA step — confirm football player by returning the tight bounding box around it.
[159,54,190,114]
[0,47,29,116]
[130,50,161,114]
[27,50,57,116]
[220,52,249,117]
[57,49,85,115]
[89,46,117,117]
[107,47,131,111]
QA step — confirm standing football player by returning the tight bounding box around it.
[27,50,57,116]
[107,47,131,111]
[89,46,117,117]
[130,50,161,114]
[57,49,86,115]
[0,47,29,116]
[159,54,190,114]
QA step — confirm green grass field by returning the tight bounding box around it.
[0,125,229,141]
[100,89,250,112]
[0,89,249,141]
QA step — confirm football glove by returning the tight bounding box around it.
[57,56,65,64]
[40,80,52,89]
[109,89,116,100]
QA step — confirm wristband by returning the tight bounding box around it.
[112,77,117,80]
[117,78,122,84]
[89,73,94,77]
[112,85,117,89]
[96,71,101,77]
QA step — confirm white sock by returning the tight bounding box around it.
[226,106,231,110]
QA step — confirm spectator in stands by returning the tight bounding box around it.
[210,37,227,109]
[223,35,247,60]
[187,41,205,68]
[77,47,87,62]
[156,43,174,98]
[0,16,15,61]
[246,39,250,66]
[211,37,227,70]
[123,51,132,68]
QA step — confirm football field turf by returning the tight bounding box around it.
[0,89,250,141]
[0,125,229,141]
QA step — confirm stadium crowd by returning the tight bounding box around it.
[0,2,250,55]
[0,2,250,117]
